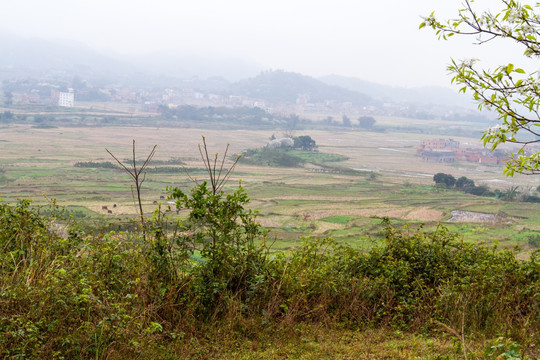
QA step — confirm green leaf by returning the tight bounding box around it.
[506,64,514,73]
[419,22,426,29]
[514,68,525,74]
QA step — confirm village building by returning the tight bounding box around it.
[418,138,503,164]
[57,89,74,107]
[421,149,456,163]
[420,138,460,150]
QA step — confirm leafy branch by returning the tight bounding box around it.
[421,0,540,175]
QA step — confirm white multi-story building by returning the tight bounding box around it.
[58,89,74,107]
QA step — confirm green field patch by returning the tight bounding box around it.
[280,225,312,232]
[288,149,348,165]
[320,215,356,225]
[64,205,99,217]
[240,146,348,168]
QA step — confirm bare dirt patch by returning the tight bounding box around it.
[258,217,285,228]
[446,210,499,223]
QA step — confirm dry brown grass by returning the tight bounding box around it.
[313,221,343,235]
[404,207,445,222]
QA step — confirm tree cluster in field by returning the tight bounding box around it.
[241,135,324,167]
[433,172,540,202]
[74,161,120,169]
[160,105,381,131]
[322,115,377,129]
[73,160,202,174]
[0,111,14,122]
[159,105,310,129]
[0,111,29,124]
[240,147,307,167]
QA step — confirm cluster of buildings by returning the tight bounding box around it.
[2,78,461,120]
[418,138,505,165]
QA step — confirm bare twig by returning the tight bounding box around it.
[186,136,241,195]
[106,140,157,241]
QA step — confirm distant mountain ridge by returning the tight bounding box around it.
[319,74,474,108]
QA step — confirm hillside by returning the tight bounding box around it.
[228,70,374,106]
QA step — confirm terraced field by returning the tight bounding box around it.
[1,124,538,255]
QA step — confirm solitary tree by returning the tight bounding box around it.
[342,115,352,127]
[422,1,540,175]
[358,116,376,129]
[293,135,317,151]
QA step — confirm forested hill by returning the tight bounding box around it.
[227,70,374,106]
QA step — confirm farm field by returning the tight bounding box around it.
[0,123,539,255]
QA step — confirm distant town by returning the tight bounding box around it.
[1,72,488,123]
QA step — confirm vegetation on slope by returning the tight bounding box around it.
[0,186,538,358]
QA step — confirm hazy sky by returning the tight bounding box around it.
[0,0,531,87]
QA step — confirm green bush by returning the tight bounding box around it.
[168,181,269,318]
[528,234,540,248]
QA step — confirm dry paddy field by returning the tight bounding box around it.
[0,124,539,252]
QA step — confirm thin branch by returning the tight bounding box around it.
[183,136,242,195]
[106,149,136,180]
[216,143,230,184]
[106,140,157,242]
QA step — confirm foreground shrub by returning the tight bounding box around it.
[263,219,538,340]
